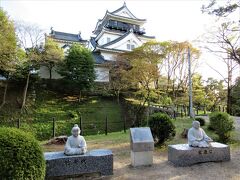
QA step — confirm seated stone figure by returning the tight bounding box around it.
[64,124,87,155]
[188,120,213,148]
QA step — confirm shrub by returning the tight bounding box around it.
[149,113,176,146]
[0,128,45,179]
[209,112,234,143]
[195,117,205,126]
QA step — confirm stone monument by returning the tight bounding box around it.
[188,121,213,147]
[130,127,154,167]
[168,120,230,166]
[44,124,113,178]
[64,124,87,155]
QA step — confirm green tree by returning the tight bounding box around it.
[232,77,240,115]
[0,8,17,71]
[192,73,206,108]
[0,8,17,109]
[42,39,64,80]
[58,44,95,101]
[15,21,44,110]
[160,41,200,99]
[205,77,226,110]
[117,41,165,125]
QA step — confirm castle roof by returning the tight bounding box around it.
[49,29,87,43]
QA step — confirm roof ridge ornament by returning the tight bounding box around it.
[123,1,126,7]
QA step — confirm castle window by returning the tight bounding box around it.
[127,44,131,50]
[107,37,111,43]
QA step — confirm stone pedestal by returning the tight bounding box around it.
[130,127,154,167]
[44,149,113,179]
[168,142,230,166]
[131,151,153,166]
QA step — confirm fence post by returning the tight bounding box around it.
[173,110,176,119]
[17,119,20,128]
[180,106,183,117]
[123,116,126,133]
[184,105,187,116]
[52,117,55,138]
[105,115,108,135]
[80,116,83,135]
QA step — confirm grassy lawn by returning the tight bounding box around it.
[1,90,123,140]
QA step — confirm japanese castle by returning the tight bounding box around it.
[40,2,155,82]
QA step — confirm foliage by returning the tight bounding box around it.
[192,73,206,107]
[149,113,176,146]
[232,77,240,115]
[158,41,200,98]
[0,88,123,140]
[0,127,45,179]
[58,44,95,92]
[209,112,234,143]
[202,0,239,17]
[42,39,64,79]
[194,117,205,126]
[204,77,226,109]
[117,41,165,125]
[0,8,17,71]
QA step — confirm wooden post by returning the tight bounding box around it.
[184,105,187,116]
[123,116,126,133]
[17,119,20,128]
[105,115,108,135]
[180,106,183,117]
[80,116,83,135]
[52,117,55,138]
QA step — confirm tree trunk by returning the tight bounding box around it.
[49,67,52,80]
[21,72,30,110]
[117,90,120,104]
[0,80,8,110]
[226,58,233,114]
[227,84,232,114]
[78,90,82,103]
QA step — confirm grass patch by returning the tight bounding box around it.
[1,90,123,140]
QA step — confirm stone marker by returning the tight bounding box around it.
[44,149,113,178]
[168,142,230,166]
[130,127,154,167]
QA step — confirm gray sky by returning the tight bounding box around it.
[1,0,239,81]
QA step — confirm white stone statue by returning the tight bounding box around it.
[64,124,87,155]
[188,121,213,148]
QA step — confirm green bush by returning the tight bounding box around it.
[209,112,234,143]
[0,128,45,179]
[149,113,176,146]
[195,117,205,126]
